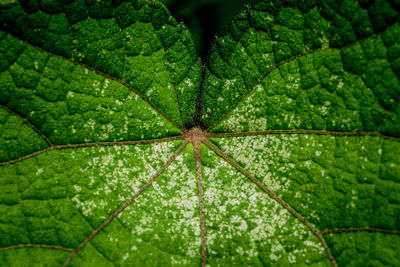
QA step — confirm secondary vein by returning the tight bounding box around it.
[202,138,338,267]
[62,141,187,266]
[2,105,53,146]
[0,135,184,166]
[209,130,400,142]
[16,36,184,132]
[321,228,400,235]
[207,33,380,132]
[0,244,73,252]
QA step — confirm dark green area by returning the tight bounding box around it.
[0,107,48,161]
[325,232,400,266]
[0,248,69,267]
[162,0,260,58]
[202,0,399,128]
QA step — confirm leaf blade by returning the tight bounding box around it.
[202,0,399,131]
[0,0,200,127]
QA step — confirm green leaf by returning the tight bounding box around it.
[0,0,399,266]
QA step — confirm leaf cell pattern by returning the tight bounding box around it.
[0,0,399,266]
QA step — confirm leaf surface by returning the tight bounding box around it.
[0,0,399,266]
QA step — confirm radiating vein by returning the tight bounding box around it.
[0,244,73,252]
[16,37,184,132]
[207,33,379,132]
[62,141,187,266]
[1,105,53,146]
[193,142,207,267]
[202,138,338,267]
[0,135,184,166]
[377,101,399,133]
[321,228,400,235]
[207,47,328,131]
[209,130,400,141]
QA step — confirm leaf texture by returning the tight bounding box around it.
[0,0,399,266]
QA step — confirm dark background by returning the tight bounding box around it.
[161,0,258,58]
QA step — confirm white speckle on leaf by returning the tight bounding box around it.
[67,91,74,98]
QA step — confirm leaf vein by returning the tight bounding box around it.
[0,135,184,166]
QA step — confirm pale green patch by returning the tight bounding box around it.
[71,142,179,219]
[71,145,202,266]
[215,135,298,192]
[201,145,329,266]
